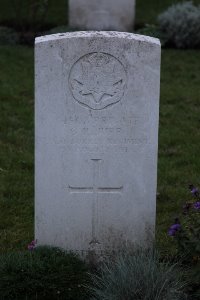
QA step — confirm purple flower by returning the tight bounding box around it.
[28,244,35,251]
[27,240,37,251]
[168,229,176,236]
[191,187,199,195]
[168,223,181,236]
[170,224,181,231]
[193,201,200,210]
[189,185,199,197]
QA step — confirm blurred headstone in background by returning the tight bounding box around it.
[69,0,136,31]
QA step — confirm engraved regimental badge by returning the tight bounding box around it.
[69,52,127,110]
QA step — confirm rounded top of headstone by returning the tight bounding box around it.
[35,31,160,46]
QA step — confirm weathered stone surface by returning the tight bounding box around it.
[35,32,161,258]
[69,0,136,31]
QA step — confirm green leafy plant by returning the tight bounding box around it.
[89,248,187,300]
[158,1,200,48]
[0,246,89,300]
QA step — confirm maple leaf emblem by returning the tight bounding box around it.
[70,53,126,110]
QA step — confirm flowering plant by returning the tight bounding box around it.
[168,185,200,260]
[27,240,37,251]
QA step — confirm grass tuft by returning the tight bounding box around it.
[89,248,187,300]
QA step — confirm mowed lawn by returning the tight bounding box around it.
[0,46,34,252]
[0,45,200,252]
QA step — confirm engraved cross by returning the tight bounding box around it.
[68,159,123,244]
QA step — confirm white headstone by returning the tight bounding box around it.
[35,32,161,259]
[69,0,136,31]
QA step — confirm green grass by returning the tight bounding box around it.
[0,46,34,252]
[157,49,200,250]
[0,46,200,253]
[1,0,200,29]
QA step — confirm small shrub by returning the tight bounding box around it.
[136,24,165,45]
[89,248,187,300]
[158,1,200,48]
[0,246,89,300]
[0,26,19,45]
